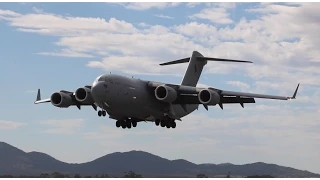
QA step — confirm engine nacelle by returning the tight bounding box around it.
[50,92,74,108]
[198,89,220,105]
[75,87,94,104]
[155,85,177,103]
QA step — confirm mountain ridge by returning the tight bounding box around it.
[0,142,319,178]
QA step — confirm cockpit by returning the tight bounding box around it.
[92,74,119,87]
[93,74,106,86]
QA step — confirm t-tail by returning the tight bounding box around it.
[159,51,253,87]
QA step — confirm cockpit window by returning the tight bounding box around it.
[93,75,105,86]
[94,75,102,82]
[93,74,114,86]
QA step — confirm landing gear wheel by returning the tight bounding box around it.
[171,121,176,128]
[160,120,166,127]
[121,122,126,129]
[166,123,171,128]
[116,121,121,128]
[126,121,131,129]
[98,111,102,117]
[132,121,137,127]
[155,119,160,126]
[102,111,106,116]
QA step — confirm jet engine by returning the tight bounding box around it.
[50,92,75,108]
[198,89,220,105]
[155,85,177,103]
[75,87,94,104]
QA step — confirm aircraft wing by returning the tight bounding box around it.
[34,88,97,111]
[216,83,299,100]
[148,81,299,109]
[219,90,294,100]
[34,89,74,104]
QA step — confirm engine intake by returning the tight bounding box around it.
[198,89,220,105]
[50,92,74,108]
[155,85,177,103]
[75,87,94,105]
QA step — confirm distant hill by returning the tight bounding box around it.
[0,142,319,178]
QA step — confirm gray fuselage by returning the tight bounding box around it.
[90,74,198,122]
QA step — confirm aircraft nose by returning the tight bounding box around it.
[91,81,107,103]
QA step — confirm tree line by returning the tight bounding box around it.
[0,172,273,178]
[0,171,142,178]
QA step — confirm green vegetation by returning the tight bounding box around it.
[197,173,208,178]
[0,172,275,178]
[123,171,143,178]
[0,171,143,178]
[247,175,274,178]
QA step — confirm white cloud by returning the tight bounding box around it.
[173,22,218,38]
[142,25,171,34]
[40,119,84,135]
[187,2,237,9]
[189,3,236,25]
[116,2,181,10]
[137,22,151,28]
[0,6,318,97]
[0,3,318,93]
[196,83,211,88]
[0,3,318,92]
[87,55,189,76]
[154,14,174,19]
[0,120,25,130]
[38,49,95,58]
[0,9,20,17]
[32,7,43,13]
[189,7,234,24]
[9,14,138,36]
[186,2,204,8]
[253,80,299,95]
[0,9,20,20]
[227,81,250,90]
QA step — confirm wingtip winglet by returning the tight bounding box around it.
[289,83,300,99]
[35,88,41,104]
[293,83,300,99]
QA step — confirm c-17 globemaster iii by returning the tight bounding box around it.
[34,51,300,129]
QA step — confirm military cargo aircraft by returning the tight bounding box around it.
[35,51,299,129]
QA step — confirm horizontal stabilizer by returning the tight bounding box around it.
[159,57,190,66]
[197,57,252,63]
[160,56,252,66]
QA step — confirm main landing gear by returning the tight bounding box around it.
[155,117,176,129]
[98,110,106,117]
[116,118,137,129]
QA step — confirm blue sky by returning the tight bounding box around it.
[1,2,320,174]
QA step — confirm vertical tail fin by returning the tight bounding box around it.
[180,51,206,87]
